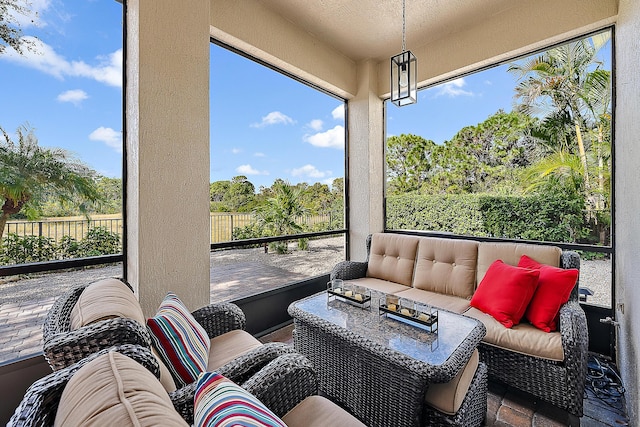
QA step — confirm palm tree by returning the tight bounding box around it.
[0,126,100,242]
[508,34,611,228]
[254,180,308,251]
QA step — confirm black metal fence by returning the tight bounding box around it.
[4,213,336,245]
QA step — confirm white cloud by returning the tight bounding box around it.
[250,111,295,128]
[291,164,330,179]
[303,125,344,149]
[254,152,266,157]
[231,148,242,154]
[2,37,122,87]
[7,0,51,28]
[331,104,345,120]
[236,164,269,176]
[57,89,88,106]
[433,78,473,98]
[89,127,121,153]
[308,119,323,131]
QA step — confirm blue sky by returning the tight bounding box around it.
[1,1,612,191]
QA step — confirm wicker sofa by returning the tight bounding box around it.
[9,344,365,427]
[331,232,588,418]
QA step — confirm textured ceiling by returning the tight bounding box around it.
[255,0,518,61]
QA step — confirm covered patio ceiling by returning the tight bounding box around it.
[212,0,618,98]
[256,0,518,62]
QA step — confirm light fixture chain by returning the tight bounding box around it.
[402,0,406,52]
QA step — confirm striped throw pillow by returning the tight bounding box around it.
[194,371,286,427]
[147,293,210,387]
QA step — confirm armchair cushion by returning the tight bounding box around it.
[147,293,210,388]
[54,350,188,427]
[519,255,579,332]
[194,371,286,427]
[70,278,145,329]
[207,329,263,371]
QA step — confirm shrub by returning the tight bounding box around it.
[297,238,309,251]
[0,234,57,264]
[79,226,121,256]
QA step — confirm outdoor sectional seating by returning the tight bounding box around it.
[41,278,299,423]
[9,343,366,427]
[331,232,588,419]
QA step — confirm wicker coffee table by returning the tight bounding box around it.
[288,290,486,427]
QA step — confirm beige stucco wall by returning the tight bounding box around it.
[347,60,385,261]
[210,0,357,100]
[126,0,211,315]
[615,0,640,423]
[376,0,617,95]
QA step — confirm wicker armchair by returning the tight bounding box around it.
[331,234,588,418]
[8,344,317,427]
[41,280,300,423]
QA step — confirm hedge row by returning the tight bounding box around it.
[0,226,121,265]
[386,193,587,243]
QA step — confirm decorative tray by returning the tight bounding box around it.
[328,288,372,304]
[378,304,437,327]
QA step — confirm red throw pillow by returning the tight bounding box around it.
[470,260,539,328]
[518,255,579,332]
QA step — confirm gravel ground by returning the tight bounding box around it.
[0,235,612,306]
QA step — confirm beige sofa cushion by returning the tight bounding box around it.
[349,277,411,294]
[70,278,146,329]
[54,351,188,426]
[464,307,564,361]
[282,395,366,427]
[367,233,420,286]
[396,288,471,314]
[477,242,561,285]
[425,349,479,415]
[413,237,479,298]
[207,329,263,370]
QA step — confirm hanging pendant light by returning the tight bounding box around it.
[390,0,417,106]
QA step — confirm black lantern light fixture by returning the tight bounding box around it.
[390,0,417,106]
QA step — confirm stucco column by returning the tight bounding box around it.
[347,60,385,261]
[615,0,640,423]
[125,0,210,315]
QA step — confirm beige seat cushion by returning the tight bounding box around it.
[396,288,471,314]
[349,277,410,294]
[282,395,366,427]
[207,329,263,370]
[464,307,564,361]
[413,237,479,298]
[367,233,420,286]
[70,278,145,330]
[477,242,561,285]
[425,349,479,415]
[54,351,188,426]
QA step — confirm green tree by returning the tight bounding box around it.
[386,134,437,194]
[0,0,36,54]
[508,34,612,225]
[226,176,256,212]
[0,126,100,241]
[254,180,308,237]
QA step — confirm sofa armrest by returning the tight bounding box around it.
[330,260,368,281]
[560,250,581,301]
[43,317,152,371]
[191,302,246,338]
[242,353,318,418]
[558,300,588,392]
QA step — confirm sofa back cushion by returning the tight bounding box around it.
[413,237,479,298]
[366,233,420,287]
[477,242,561,285]
[54,351,188,426]
[70,278,146,330]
